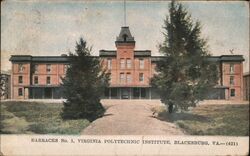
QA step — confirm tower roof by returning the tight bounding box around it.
[115,26,135,45]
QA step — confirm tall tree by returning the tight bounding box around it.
[61,37,109,121]
[151,1,218,113]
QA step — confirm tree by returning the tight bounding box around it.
[61,37,109,121]
[151,1,218,113]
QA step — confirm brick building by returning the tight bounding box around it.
[9,56,68,99]
[9,27,245,100]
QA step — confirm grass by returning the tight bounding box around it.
[156,104,249,136]
[0,101,90,134]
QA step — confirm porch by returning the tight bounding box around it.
[26,85,64,99]
[103,87,160,99]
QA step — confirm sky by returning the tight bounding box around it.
[1,0,249,72]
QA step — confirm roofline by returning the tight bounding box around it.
[9,55,99,63]
[9,54,245,62]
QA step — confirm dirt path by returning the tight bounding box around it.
[81,100,185,135]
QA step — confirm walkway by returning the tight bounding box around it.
[81,100,185,135]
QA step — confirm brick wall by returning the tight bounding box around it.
[12,63,31,99]
[222,62,243,100]
[12,63,66,99]
[104,44,153,87]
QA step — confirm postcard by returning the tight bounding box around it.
[1,0,249,155]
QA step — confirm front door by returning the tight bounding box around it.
[121,88,129,99]
[44,88,52,99]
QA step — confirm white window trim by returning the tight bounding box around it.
[139,59,144,69]
[107,59,112,69]
[46,64,51,73]
[18,64,24,72]
[120,59,125,69]
[126,59,131,69]
[139,73,144,82]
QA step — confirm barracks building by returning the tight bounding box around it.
[9,27,245,100]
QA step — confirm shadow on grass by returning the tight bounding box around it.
[103,113,113,117]
[157,111,212,123]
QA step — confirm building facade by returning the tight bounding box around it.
[9,27,245,100]
[9,55,68,99]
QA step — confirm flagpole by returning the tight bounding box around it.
[124,0,126,26]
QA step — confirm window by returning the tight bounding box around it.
[230,89,235,97]
[230,76,234,85]
[18,76,23,84]
[107,59,112,69]
[18,64,24,72]
[46,64,51,73]
[230,64,234,73]
[34,64,38,73]
[46,76,51,85]
[34,76,38,85]
[126,59,131,69]
[120,73,125,83]
[123,34,128,42]
[126,73,131,83]
[120,59,125,69]
[139,73,144,82]
[18,88,23,96]
[139,59,144,69]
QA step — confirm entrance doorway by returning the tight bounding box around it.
[44,88,52,99]
[121,88,129,99]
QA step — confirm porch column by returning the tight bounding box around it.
[52,88,54,99]
[42,89,45,99]
[130,88,132,100]
[149,88,151,100]
[117,88,119,99]
[32,88,34,99]
[139,88,141,99]
[109,88,111,99]
[119,88,121,99]
[23,88,25,99]
[24,88,29,99]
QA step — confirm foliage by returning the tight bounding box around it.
[61,38,109,121]
[151,1,218,113]
[158,104,249,136]
[1,101,90,134]
[0,74,8,97]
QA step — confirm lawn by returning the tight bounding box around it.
[156,103,249,136]
[0,101,89,134]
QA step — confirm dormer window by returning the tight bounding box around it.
[123,34,128,42]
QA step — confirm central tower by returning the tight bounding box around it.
[99,26,153,99]
[115,26,135,62]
